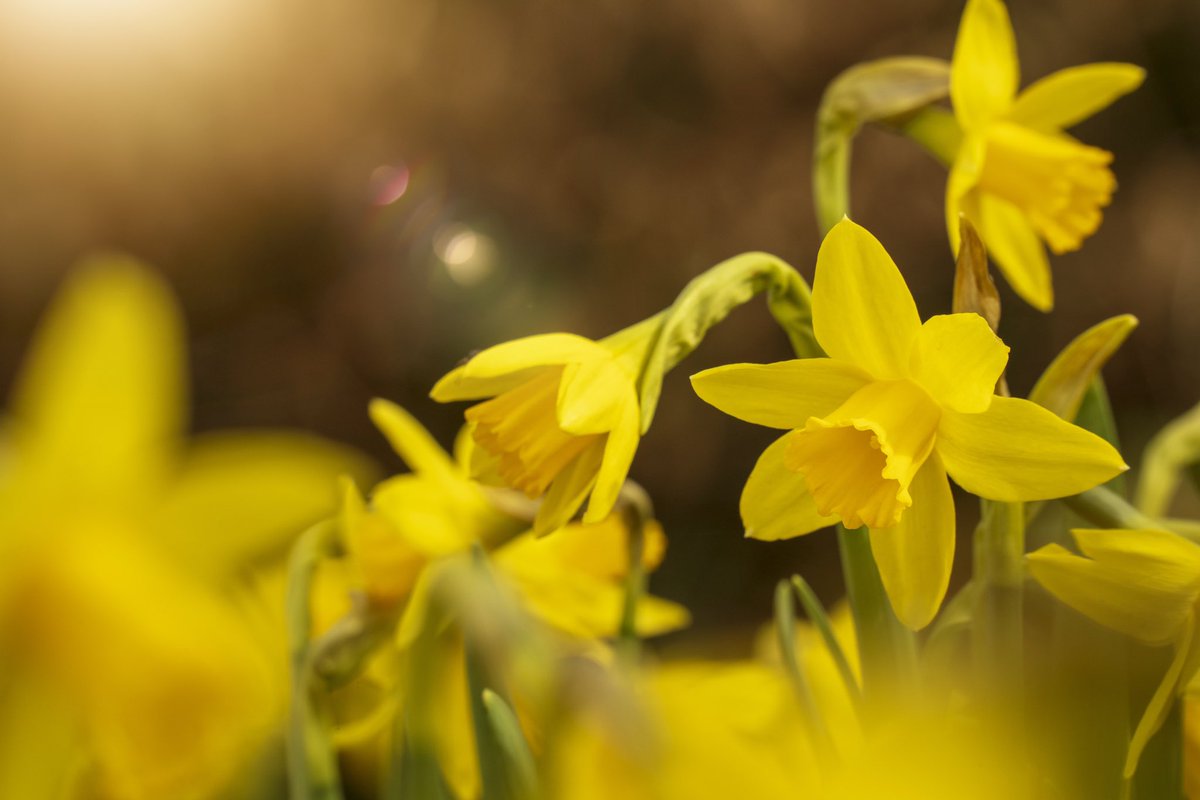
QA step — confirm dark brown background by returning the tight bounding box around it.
[2,0,1197,650]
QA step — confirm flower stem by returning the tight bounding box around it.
[973,500,1025,704]
[617,482,653,666]
[285,520,346,800]
[836,525,918,706]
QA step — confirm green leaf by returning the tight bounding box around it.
[789,575,862,713]
[773,580,827,746]
[482,690,541,800]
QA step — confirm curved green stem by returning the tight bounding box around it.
[285,520,345,800]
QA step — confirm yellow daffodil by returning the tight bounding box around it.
[692,219,1126,629]
[0,259,372,800]
[547,610,1034,800]
[545,660,819,800]
[946,0,1144,310]
[431,326,649,536]
[358,398,687,641]
[315,399,688,799]
[1028,527,1200,778]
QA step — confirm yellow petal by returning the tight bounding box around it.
[690,359,870,430]
[936,395,1127,501]
[869,456,955,631]
[26,531,276,800]
[1027,528,1200,644]
[741,433,837,541]
[369,398,459,484]
[979,195,1054,311]
[502,516,669,582]
[371,475,480,556]
[534,440,604,536]
[156,432,377,577]
[1009,63,1145,132]
[496,534,688,639]
[634,595,693,637]
[504,563,687,640]
[950,0,1019,129]
[0,676,78,800]
[908,314,1009,413]
[1126,617,1194,779]
[557,358,634,435]
[945,137,987,254]
[583,402,640,524]
[12,258,184,512]
[812,219,922,379]
[430,333,608,402]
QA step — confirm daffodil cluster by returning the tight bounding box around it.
[12,0,1200,798]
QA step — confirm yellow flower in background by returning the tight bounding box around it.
[1028,527,1200,778]
[692,219,1126,629]
[320,399,688,800]
[360,398,687,640]
[431,327,647,536]
[946,0,1144,310]
[0,259,373,800]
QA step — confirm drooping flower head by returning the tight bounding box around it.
[692,219,1126,629]
[431,330,646,535]
[946,0,1144,310]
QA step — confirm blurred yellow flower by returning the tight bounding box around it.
[1029,527,1200,778]
[547,604,1034,800]
[946,0,1143,310]
[545,660,819,800]
[692,219,1126,629]
[431,329,647,536]
[0,258,372,800]
[318,399,688,799]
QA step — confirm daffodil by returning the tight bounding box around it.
[0,258,371,800]
[313,399,688,799]
[691,219,1126,629]
[946,0,1144,310]
[431,324,650,535]
[544,659,820,800]
[359,398,687,641]
[1028,527,1200,778]
[546,607,1034,800]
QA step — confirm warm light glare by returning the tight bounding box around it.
[434,224,495,286]
[3,0,240,54]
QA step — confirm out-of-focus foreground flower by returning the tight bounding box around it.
[945,0,1143,310]
[692,218,1126,629]
[301,399,688,799]
[547,604,1036,800]
[0,259,372,800]
[1029,527,1200,777]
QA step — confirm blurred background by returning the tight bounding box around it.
[1,0,1197,652]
